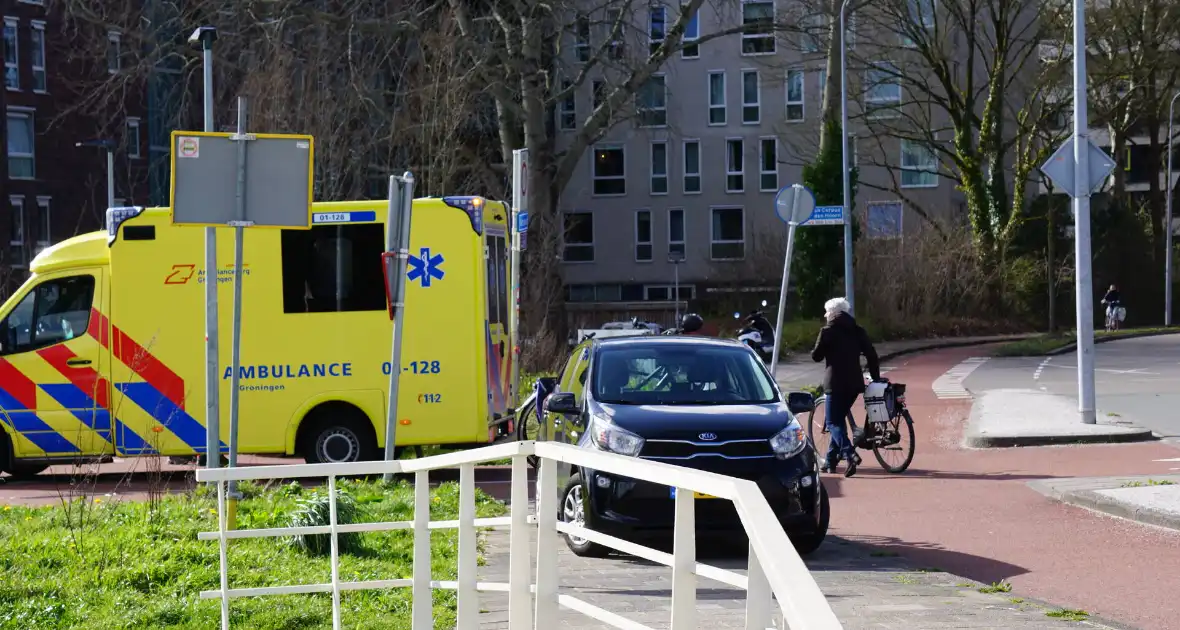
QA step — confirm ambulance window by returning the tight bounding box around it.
[0,275,94,355]
[280,224,386,313]
[485,234,509,326]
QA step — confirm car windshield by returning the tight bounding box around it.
[592,344,779,405]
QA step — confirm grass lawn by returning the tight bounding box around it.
[993,327,1176,357]
[0,479,506,629]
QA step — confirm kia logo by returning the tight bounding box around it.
[698,432,718,441]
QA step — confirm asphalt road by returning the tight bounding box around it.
[962,334,1180,439]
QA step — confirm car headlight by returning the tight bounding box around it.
[769,417,807,458]
[590,417,645,457]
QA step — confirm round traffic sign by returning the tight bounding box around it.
[774,184,816,225]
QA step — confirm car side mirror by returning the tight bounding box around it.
[787,391,815,414]
[544,392,579,415]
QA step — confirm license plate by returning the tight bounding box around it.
[669,488,718,500]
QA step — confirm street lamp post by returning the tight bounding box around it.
[1166,91,1179,327]
[839,0,855,314]
[75,139,115,211]
[668,250,685,325]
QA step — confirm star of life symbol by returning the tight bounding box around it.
[407,247,445,287]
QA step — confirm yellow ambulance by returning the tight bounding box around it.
[0,197,516,478]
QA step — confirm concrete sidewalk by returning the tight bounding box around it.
[777,334,1032,390]
[476,525,1129,629]
[964,390,1155,448]
[1028,475,1180,533]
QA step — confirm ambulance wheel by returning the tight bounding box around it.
[4,464,49,481]
[301,407,378,464]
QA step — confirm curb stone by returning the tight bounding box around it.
[1028,476,1180,533]
[964,428,1157,448]
[1042,329,1180,356]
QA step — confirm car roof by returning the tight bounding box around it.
[592,335,744,350]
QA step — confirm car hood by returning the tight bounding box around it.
[592,401,792,440]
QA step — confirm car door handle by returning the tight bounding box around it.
[66,358,92,366]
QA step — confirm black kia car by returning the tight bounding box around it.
[537,335,828,557]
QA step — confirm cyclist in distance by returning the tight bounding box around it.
[811,297,881,477]
[1101,284,1123,331]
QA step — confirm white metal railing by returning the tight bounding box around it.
[194,440,842,630]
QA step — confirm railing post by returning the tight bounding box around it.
[670,487,696,630]
[508,453,533,630]
[534,457,559,625]
[217,480,230,630]
[413,470,433,629]
[744,543,772,630]
[457,463,478,630]
[328,476,342,630]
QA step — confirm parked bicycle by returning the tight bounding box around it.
[804,376,916,474]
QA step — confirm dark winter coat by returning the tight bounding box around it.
[811,312,881,395]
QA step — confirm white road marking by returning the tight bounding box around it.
[1034,357,1051,381]
[1039,364,1160,376]
[1152,458,1180,462]
[932,357,989,400]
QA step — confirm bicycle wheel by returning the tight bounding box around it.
[872,409,916,473]
[806,396,831,460]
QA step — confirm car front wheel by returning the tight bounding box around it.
[561,473,610,558]
[788,482,830,555]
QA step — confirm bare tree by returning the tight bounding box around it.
[847,0,1069,267]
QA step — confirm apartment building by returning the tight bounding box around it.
[2,0,154,296]
[553,1,964,322]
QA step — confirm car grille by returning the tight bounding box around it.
[640,438,773,460]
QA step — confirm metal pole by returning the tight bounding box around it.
[105,149,115,210]
[673,262,680,324]
[770,188,803,376]
[509,150,525,412]
[383,173,415,481]
[201,37,221,468]
[839,0,855,316]
[226,96,250,524]
[1166,92,1179,327]
[1072,0,1096,424]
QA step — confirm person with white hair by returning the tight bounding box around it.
[811,297,881,477]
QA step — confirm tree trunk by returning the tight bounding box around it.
[1047,195,1057,332]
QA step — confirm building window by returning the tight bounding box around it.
[35,196,49,253]
[593,145,626,195]
[592,79,605,110]
[902,0,936,47]
[7,109,35,179]
[866,201,903,239]
[4,18,18,90]
[650,141,668,195]
[708,71,726,125]
[786,70,805,121]
[127,118,142,159]
[801,14,824,53]
[645,285,695,301]
[635,210,653,261]
[900,139,939,187]
[741,0,775,55]
[30,21,45,92]
[865,62,901,117]
[669,208,686,257]
[638,74,667,127]
[741,70,760,124]
[759,138,778,192]
[726,138,744,193]
[683,140,701,194]
[107,32,121,74]
[558,80,576,130]
[682,7,700,58]
[575,16,590,62]
[649,6,666,55]
[711,207,745,260]
[566,284,596,302]
[9,196,25,267]
[562,212,594,262]
[606,9,624,59]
